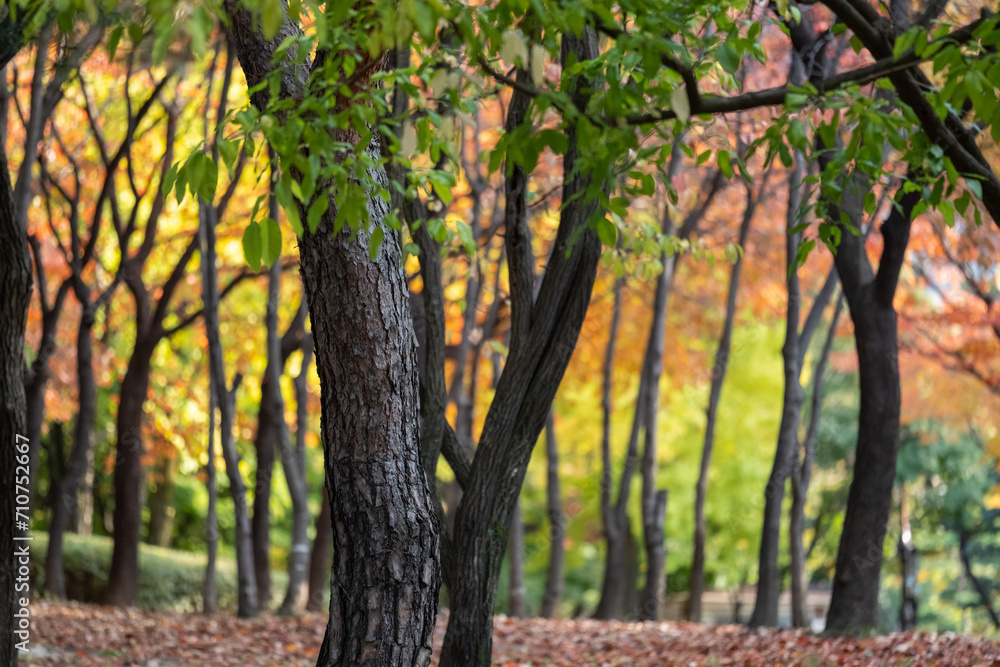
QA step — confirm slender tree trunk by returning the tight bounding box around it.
[539,411,564,618]
[439,31,602,665]
[507,498,526,617]
[251,378,276,607]
[105,346,153,606]
[0,129,34,667]
[272,269,310,616]
[306,484,332,612]
[790,294,843,627]
[750,157,806,628]
[958,529,1000,630]
[46,306,99,597]
[225,5,441,661]
[201,201,258,618]
[690,194,755,622]
[203,387,219,615]
[147,455,177,547]
[74,443,94,536]
[897,486,917,631]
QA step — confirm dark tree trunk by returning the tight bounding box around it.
[105,347,154,606]
[539,411,564,618]
[146,455,177,547]
[690,190,755,622]
[897,486,917,631]
[203,387,218,615]
[507,498,526,617]
[959,529,1000,630]
[790,294,843,627]
[46,308,98,597]
[0,123,34,667]
[306,484,332,613]
[201,200,258,618]
[593,277,640,621]
[438,30,602,666]
[822,171,918,635]
[225,5,439,661]
[251,374,276,606]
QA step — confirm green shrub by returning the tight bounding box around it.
[29,532,288,612]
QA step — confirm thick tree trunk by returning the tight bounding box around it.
[539,412,564,618]
[46,309,99,597]
[0,132,34,667]
[690,195,754,622]
[224,4,441,662]
[306,484,332,612]
[105,347,153,606]
[507,498,526,618]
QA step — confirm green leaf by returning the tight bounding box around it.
[262,0,283,40]
[670,86,690,123]
[198,155,218,202]
[307,196,328,234]
[107,26,124,61]
[261,217,282,268]
[717,149,734,179]
[596,218,617,247]
[966,178,983,201]
[243,221,262,271]
[369,226,385,261]
[717,43,740,75]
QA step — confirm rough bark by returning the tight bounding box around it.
[689,186,756,622]
[0,106,34,667]
[539,411,564,618]
[224,3,441,662]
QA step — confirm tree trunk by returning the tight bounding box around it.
[539,411,564,618]
[438,30,602,666]
[0,128,34,667]
[147,454,177,547]
[251,375,276,607]
[201,201,258,618]
[750,157,807,628]
[897,486,917,631]
[105,347,154,606]
[224,5,441,662]
[306,484,332,612]
[73,442,94,536]
[203,387,219,615]
[273,264,310,617]
[507,498,526,618]
[823,177,917,635]
[690,194,755,622]
[958,529,1000,630]
[790,294,843,628]
[47,310,99,597]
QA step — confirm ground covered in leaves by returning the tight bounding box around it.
[21,601,1000,666]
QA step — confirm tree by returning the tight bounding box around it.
[223,2,441,663]
[689,160,758,622]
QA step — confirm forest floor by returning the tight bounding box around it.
[19,601,1000,666]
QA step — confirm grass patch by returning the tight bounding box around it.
[28,532,289,613]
